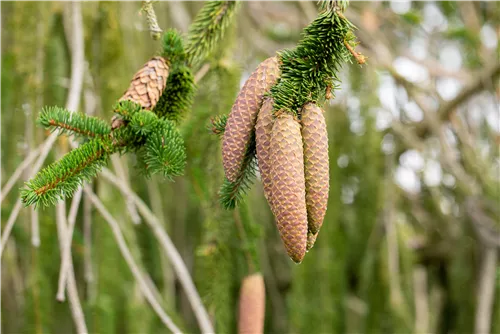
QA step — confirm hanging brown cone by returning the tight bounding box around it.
[222,56,280,182]
[238,273,266,334]
[255,97,275,206]
[270,114,308,263]
[306,230,319,251]
[119,56,169,110]
[301,102,329,235]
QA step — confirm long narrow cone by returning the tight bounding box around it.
[238,273,266,334]
[255,97,275,207]
[119,56,169,110]
[270,114,308,263]
[222,56,280,182]
[301,103,329,234]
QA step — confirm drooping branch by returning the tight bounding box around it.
[21,138,114,207]
[39,106,111,139]
[185,1,241,68]
[271,2,358,116]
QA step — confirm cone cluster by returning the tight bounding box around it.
[221,55,329,263]
[260,103,329,263]
[119,56,169,110]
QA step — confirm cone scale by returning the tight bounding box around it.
[255,97,275,206]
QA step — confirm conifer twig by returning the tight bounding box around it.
[0,201,23,257]
[83,186,95,300]
[3,0,85,252]
[141,0,162,40]
[83,187,182,333]
[99,167,214,334]
[111,156,141,225]
[185,1,240,68]
[0,146,40,204]
[475,247,497,334]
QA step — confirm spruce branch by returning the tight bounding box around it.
[210,114,227,136]
[219,135,258,210]
[185,1,241,68]
[39,106,112,139]
[271,1,357,116]
[153,64,196,123]
[113,100,143,120]
[143,119,187,179]
[129,110,159,137]
[161,29,187,64]
[21,138,115,207]
[210,113,259,209]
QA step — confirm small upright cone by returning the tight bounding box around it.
[255,97,275,206]
[238,273,266,334]
[270,114,308,263]
[301,103,329,234]
[222,56,280,182]
[306,230,319,251]
[119,56,169,110]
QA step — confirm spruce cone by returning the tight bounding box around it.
[238,273,266,334]
[255,97,275,206]
[222,56,280,182]
[270,114,308,263]
[119,56,169,110]
[306,231,319,251]
[301,103,329,234]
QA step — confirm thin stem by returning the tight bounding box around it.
[100,168,214,334]
[0,201,23,257]
[0,145,40,204]
[56,188,83,301]
[141,0,162,40]
[413,266,429,334]
[111,155,141,225]
[475,247,498,334]
[83,187,182,333]
[83,186,95,301]
[65,1,84,113]
[55,202,88,334]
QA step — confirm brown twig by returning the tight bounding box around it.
[141,0,162,40]
[99,168,214,333]
[83,187,182,333]
[55,202,88,334]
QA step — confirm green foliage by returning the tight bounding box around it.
[143,119,187,179]
[319,0,349,12]
[129,110,158,137]
[153,64,196,123]
[161,29,187,64]
[38,106,111,139]
[219,135,258,210]
[401,11,423,25]
[113,100,143,120]
[209,114,227,136]
[21,138,114,207]
[271,3,356,116]
[185,1,241,68]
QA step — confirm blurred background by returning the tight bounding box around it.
[1,1,499,333]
